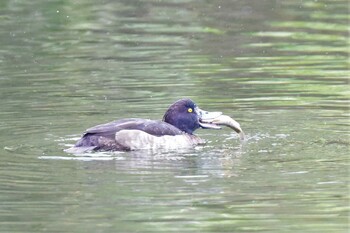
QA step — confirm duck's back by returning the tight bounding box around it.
[85,118,183,137]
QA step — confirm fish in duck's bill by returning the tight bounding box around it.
[200,114,245,141]
[65,99,245,153]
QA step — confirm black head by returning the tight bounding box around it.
[163,99,199,134]
[163,99,222,134]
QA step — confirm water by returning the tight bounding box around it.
[0,0,349,232]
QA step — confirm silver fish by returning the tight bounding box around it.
[202,115,245,141]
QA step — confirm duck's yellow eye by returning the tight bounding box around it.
[188,108,193,113]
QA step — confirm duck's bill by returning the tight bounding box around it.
[195,107,223,129]
[201,114,246,140]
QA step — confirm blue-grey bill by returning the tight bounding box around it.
[195,107,223,129]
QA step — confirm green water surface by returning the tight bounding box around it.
[0,0,349,232]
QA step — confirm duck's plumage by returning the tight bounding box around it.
[74,118,192,151]
[66,99,223,153]
[85,118,183,136]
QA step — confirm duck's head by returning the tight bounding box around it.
[163,99,223,134]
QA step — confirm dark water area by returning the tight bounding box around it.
[0,0,349,232]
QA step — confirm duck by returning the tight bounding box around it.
[65,98,243,153]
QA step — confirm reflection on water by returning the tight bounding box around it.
[0,0,348,232]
